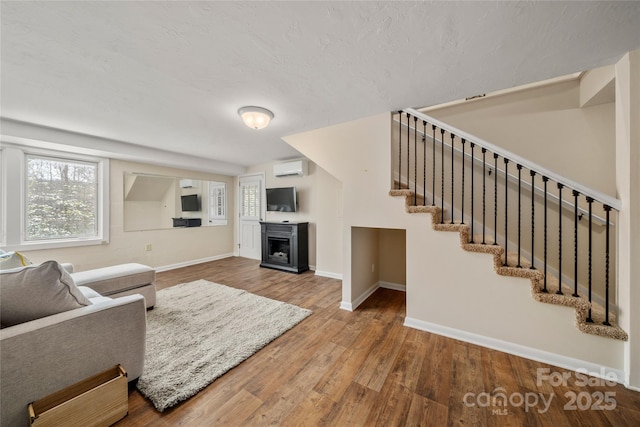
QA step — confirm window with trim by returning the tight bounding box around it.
[26,155,99,241]
[0,144,109,250]
[208,181,227,225]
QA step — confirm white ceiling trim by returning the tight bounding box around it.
[0,118,246,176]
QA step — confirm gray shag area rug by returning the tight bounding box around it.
[136,279,312,412]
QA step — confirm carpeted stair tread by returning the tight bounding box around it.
[389,189,413,197]
[407,205,439,214]
[433,222,466,231]
[389,188,628,342]
[462,243,505,256]
[390,190,445,223]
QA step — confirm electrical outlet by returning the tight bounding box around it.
[145,244,152,252]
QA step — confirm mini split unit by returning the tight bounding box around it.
[273,160,307,177]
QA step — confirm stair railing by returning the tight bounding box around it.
[394,108,621,327]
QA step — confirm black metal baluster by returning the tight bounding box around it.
[604,205,611,326]
[516,164,522,268]
[542,176,549,292]
[423,120,427,206]
[432,125,436,206]
[517,164,522,267]
[413,116,418,205]
[572,190,580,297]
[503,159,509,264]
[493,153,499,246]
[397,111,402,189]
[450,133,455,224]
[440,129,445,223]
[470,143,475,243]
[586,197,594,322]
[461,139,466,224]
[482,148,487,244]
[406,113,411,191]
[530,171,536,270]
[557,183,564,295]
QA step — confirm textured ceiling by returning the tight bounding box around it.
[1,1,639,172]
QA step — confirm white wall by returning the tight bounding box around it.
[615,50,640,389]
[21,159,235,272]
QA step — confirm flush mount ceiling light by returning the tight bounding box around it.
[237,106,274,130]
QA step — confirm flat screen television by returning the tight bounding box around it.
[181,194,200,211]
[266,187,297,212]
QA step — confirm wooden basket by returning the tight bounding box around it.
[28,365,128,427]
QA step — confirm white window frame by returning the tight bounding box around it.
[208,181,227,226]
[0,143,109,251]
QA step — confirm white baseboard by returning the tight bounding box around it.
[155,253,234,273]
[379,281,406,292]
[340,301,353,311]
[351,282,380,310]
[404,317,625,385]
[315,270,343,280]
[625,383,640,392]
[340,281,406,312]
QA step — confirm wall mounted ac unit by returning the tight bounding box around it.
[273,160,307,177]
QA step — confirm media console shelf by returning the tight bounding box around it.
[260,221,309,274]
[172,218,201,227]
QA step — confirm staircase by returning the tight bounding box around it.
[391,109,628,341]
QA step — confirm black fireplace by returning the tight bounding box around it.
[260,222,309,274]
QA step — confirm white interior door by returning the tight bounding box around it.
[238,174,264,260]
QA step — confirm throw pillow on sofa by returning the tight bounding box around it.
[0,260,91,327]
[0,250,33,270]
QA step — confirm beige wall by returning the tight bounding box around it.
[351,227,379,298]
[246,159,343,275]
[424,78,617,197]
[285,111,625,371]
[378,228,406,285]
[22,159,235,272]
[314,167,344,276]
[124,200,167,231]
[350,227,406,297]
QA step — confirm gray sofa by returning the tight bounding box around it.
[0,260,155,427]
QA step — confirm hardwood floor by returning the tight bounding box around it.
[117,257,640,426]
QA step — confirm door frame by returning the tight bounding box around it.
[237,172,266,258]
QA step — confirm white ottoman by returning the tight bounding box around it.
[71,263,156,309]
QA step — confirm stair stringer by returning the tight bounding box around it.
[383,189,626,372]
[391,189,628,342]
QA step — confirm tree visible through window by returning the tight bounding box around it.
[26,155,99,240]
